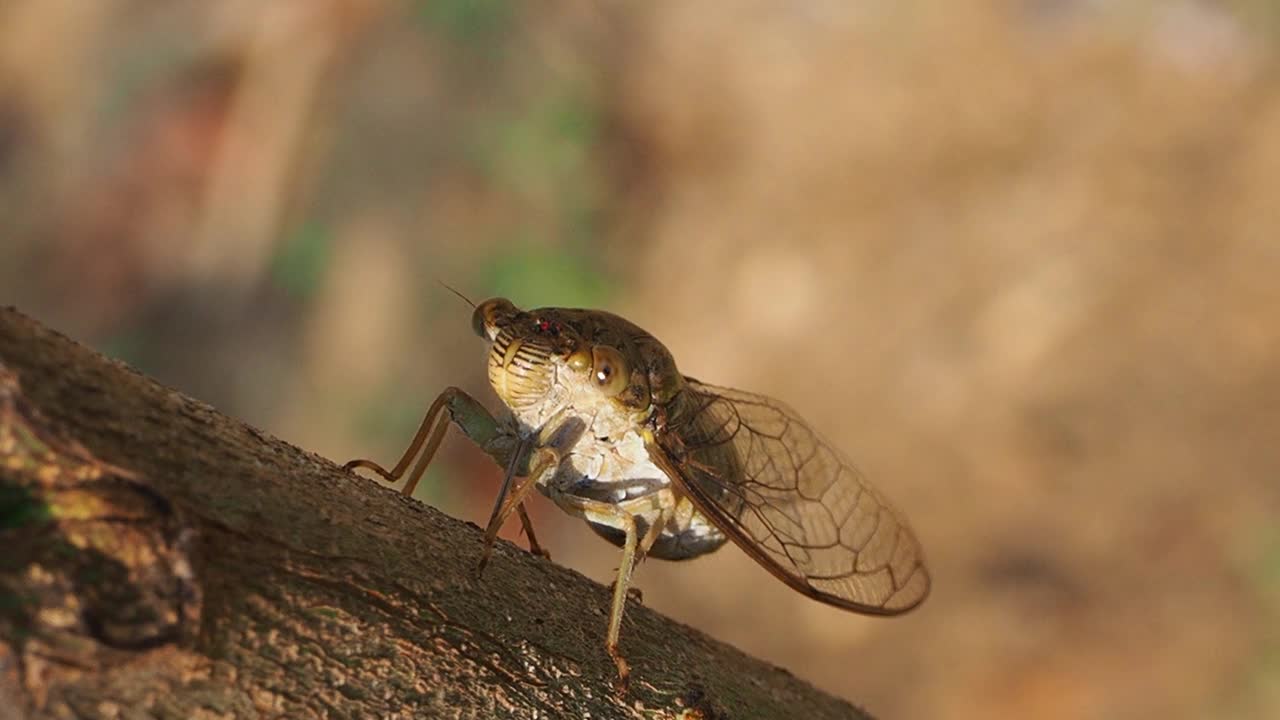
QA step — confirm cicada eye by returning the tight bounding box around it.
[473,297,516,339]
[567,347,592,371]
[591,346,629,397]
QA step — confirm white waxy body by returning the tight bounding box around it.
[529,392,727,561]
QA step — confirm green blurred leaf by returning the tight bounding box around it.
[1258,529,1280,597]
[417,0,513,43]
[472,90,599,194]
[272,221,333,300]
[478,244,609,309]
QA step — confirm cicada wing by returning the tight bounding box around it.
[647,378,930,614]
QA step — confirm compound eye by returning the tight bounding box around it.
[472,298,515,338]
[567,347,591,371]
[591,346,629,397]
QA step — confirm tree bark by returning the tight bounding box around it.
[0,306,872,720]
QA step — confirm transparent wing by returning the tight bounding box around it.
[649,378,930,614]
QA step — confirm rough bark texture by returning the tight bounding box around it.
[0,307,871,720]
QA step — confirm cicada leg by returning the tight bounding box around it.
[543,487,676,691]
[343,386,548,558]
[607,513,669,604]
[476,444,559,574]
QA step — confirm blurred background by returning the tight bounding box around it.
[3,1,1279,717]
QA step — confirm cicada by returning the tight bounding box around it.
[344,298,930,686]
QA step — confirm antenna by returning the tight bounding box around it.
[438,280,476,309]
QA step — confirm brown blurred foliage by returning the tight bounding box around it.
[2,1,1278,718]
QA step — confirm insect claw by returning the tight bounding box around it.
[519,517,551,560]
[608,647,631,694]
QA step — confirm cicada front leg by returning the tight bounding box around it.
[343,386,549,559]
[475,443,560,574]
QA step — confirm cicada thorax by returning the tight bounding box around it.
[555,307,678,415]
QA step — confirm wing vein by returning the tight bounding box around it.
[648,378,931,614]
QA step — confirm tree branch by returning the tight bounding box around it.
[0,306,872,719]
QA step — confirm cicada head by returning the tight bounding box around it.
[470,298,661,433]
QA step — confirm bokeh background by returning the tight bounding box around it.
[3,1,1279,717]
